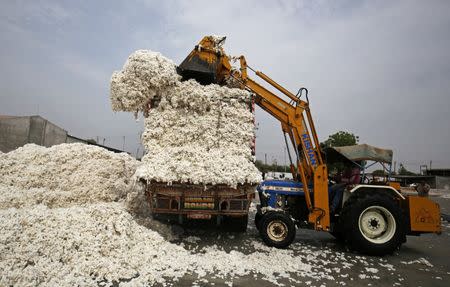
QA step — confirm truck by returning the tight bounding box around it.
[146,182,254,231]
[171,35,441,255]
[145,84,257,231]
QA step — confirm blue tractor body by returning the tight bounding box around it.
[257,179,335,209]
[257,180,307,208]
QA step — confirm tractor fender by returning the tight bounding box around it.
[342,184,405,206]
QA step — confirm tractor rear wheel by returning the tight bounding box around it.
[341,191,406,255]
[259,212,296,248]
[329,227,345,242]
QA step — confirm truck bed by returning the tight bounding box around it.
[145,182,256,220]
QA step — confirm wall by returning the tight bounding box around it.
[0,116,68,152]
[0,116,31,153]
[28,116,46,145]
[1,115,127,155]
[436,176,450,190]
[43,120,68,147]
[66,135,85,144]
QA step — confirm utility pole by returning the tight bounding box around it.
[265,153,267,165]
[122,136,126,151]
[429,160,432,170]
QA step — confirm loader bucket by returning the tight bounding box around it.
[177,53,219,85]
[177,35,226,85]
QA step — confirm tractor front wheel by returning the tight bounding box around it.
[259,212,296,248]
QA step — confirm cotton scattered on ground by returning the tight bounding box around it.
[365,267,379,273]
[401,257,434,267]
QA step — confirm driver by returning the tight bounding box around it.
[329,164,361,214]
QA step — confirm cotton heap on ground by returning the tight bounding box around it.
[0,144,348,287]
[110,50,261,187]
[0,143,138,208]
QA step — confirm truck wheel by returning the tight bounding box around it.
[259,212,296,248]
[254,212,263,230]
[341,192,406,255]
[226,215,248,232]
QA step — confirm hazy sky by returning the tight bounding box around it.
[1,0,449,172]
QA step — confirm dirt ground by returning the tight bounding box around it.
[159,195,450,287]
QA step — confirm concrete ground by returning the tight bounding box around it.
[161,195,450,287]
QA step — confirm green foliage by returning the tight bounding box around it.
[322,131,359,148]
[86,138,97,144]
[255,160,290,173]
[398,163,416,175]
[372,169,386,176]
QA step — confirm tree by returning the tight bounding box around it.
[372,169,386,176]
[255,160,290,173]
[322,131,359,148]
[86,138,97,144]
[398,163,416,175]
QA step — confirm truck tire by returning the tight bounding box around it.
[225,215,248,232]
[259,212,296,248]
[254,212,263,230]
[340,191,406,255]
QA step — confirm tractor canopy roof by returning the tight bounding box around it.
[326,144,393,164]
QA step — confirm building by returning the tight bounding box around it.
[390,175,435,188]
[0,115,124,153]
[426,169,450,190]
[389,168,450,190]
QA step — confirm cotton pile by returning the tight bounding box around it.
[0,143,138,207]
[110,50,180,114]
[0,195,352,287]
[110,49,261,187]
[0,143,402,286]
[135,80,261,186]
[0,201,190,286]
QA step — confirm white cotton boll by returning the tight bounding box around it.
[0,143,139,208]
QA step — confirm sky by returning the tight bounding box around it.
[0,0,449,172]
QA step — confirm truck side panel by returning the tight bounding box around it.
[146,183,255,219]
